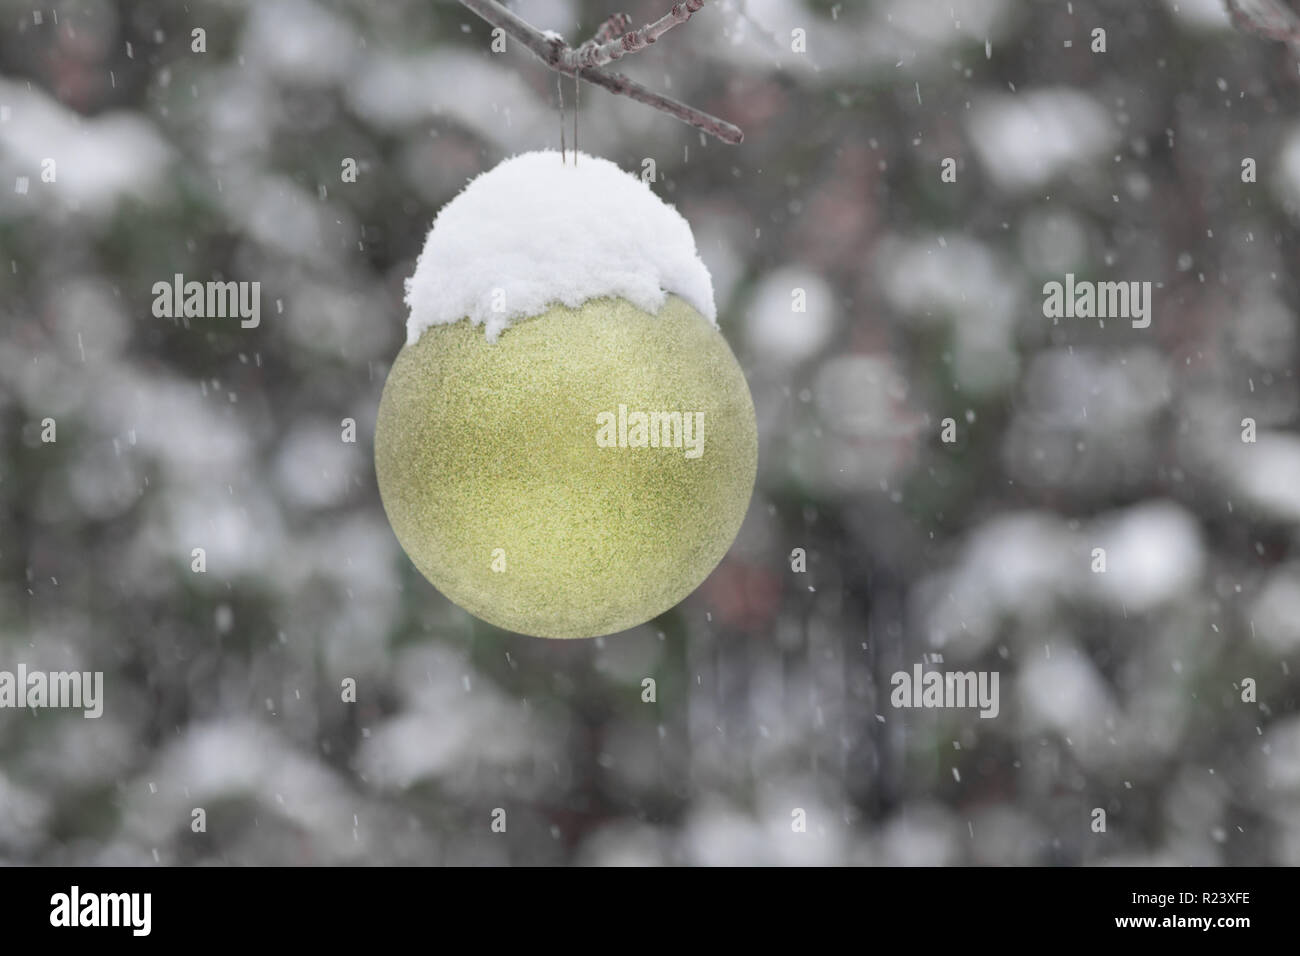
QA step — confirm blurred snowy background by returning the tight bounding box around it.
[2,0,1300,865]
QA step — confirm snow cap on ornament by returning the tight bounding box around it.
[403,150,717,343]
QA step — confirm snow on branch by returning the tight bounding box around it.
[457,0,743,144]
[1225,0,1300,54]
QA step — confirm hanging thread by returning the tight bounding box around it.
[557,72,566,163]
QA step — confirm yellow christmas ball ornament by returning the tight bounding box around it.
[375,151,757,639]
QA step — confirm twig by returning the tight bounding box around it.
[591,13,632,46]
[457,0,743,144]
[573,1,706,70]
[1225,0,1300,55]
[577,67,738,142]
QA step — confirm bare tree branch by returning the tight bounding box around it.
[1225,0,1300,55]
[457,0,743,145]
[573,1,706,70]
[577,67,739,142]
[590,14,633,46]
